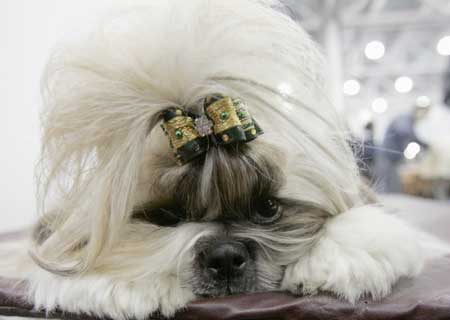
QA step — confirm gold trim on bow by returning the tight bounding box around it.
[233,98,257,136]
[161,112,199,150]
[205,97,241,134]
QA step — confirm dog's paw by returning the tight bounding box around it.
[150,276,196,317]
[281,238,413,301]
[281,206,424,302]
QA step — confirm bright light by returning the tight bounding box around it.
[365,41,385,60]
[404,142,421,160]
[371,98,388,114]
[278,83,293,96]
[343,79,361,96]
[437,36,450,56]
[395,76,413,93]
[416,95,431,108]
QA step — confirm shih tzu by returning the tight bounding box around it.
[0,0,446,319]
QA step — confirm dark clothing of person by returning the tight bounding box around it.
[381,114,423,163]
[375,113,427,193]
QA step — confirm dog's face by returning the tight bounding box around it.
[34,130,332,299]
[122,140,329,297]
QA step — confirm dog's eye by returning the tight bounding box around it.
[132,206,185,227]
[253,198,282,225]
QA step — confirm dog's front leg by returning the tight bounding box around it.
[281,206,426,302]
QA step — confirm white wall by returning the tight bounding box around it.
[1,0,119,232]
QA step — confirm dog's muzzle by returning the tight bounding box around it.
[194,238,257,296]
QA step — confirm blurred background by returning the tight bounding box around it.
[283,0,450,200]
[1,0,450,232]
[1,0,116,231]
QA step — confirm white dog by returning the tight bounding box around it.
[0,0,444,319]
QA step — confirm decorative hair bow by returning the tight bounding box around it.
[161,95,263,165]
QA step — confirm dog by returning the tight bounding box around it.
[0,0,445,319]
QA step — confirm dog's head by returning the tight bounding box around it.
[32,0,370,300]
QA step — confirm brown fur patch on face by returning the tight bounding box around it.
[33,217,54,245]
[172,142,285,221]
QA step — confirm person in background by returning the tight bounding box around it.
[375,98,431,193]
[444,59,450,107]
[412,60,450,200]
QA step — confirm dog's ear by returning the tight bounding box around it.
[32,108,166,275]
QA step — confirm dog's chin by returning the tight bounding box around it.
[191,272,258,298]
[194,285,253,298]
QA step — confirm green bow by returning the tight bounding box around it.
[161,95,263,165]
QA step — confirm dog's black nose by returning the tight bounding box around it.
[201,241,249,280]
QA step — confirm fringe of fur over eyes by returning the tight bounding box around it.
[31,0,369,275]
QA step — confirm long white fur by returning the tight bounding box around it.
[0,0,448,319]
[282,205,425,301]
